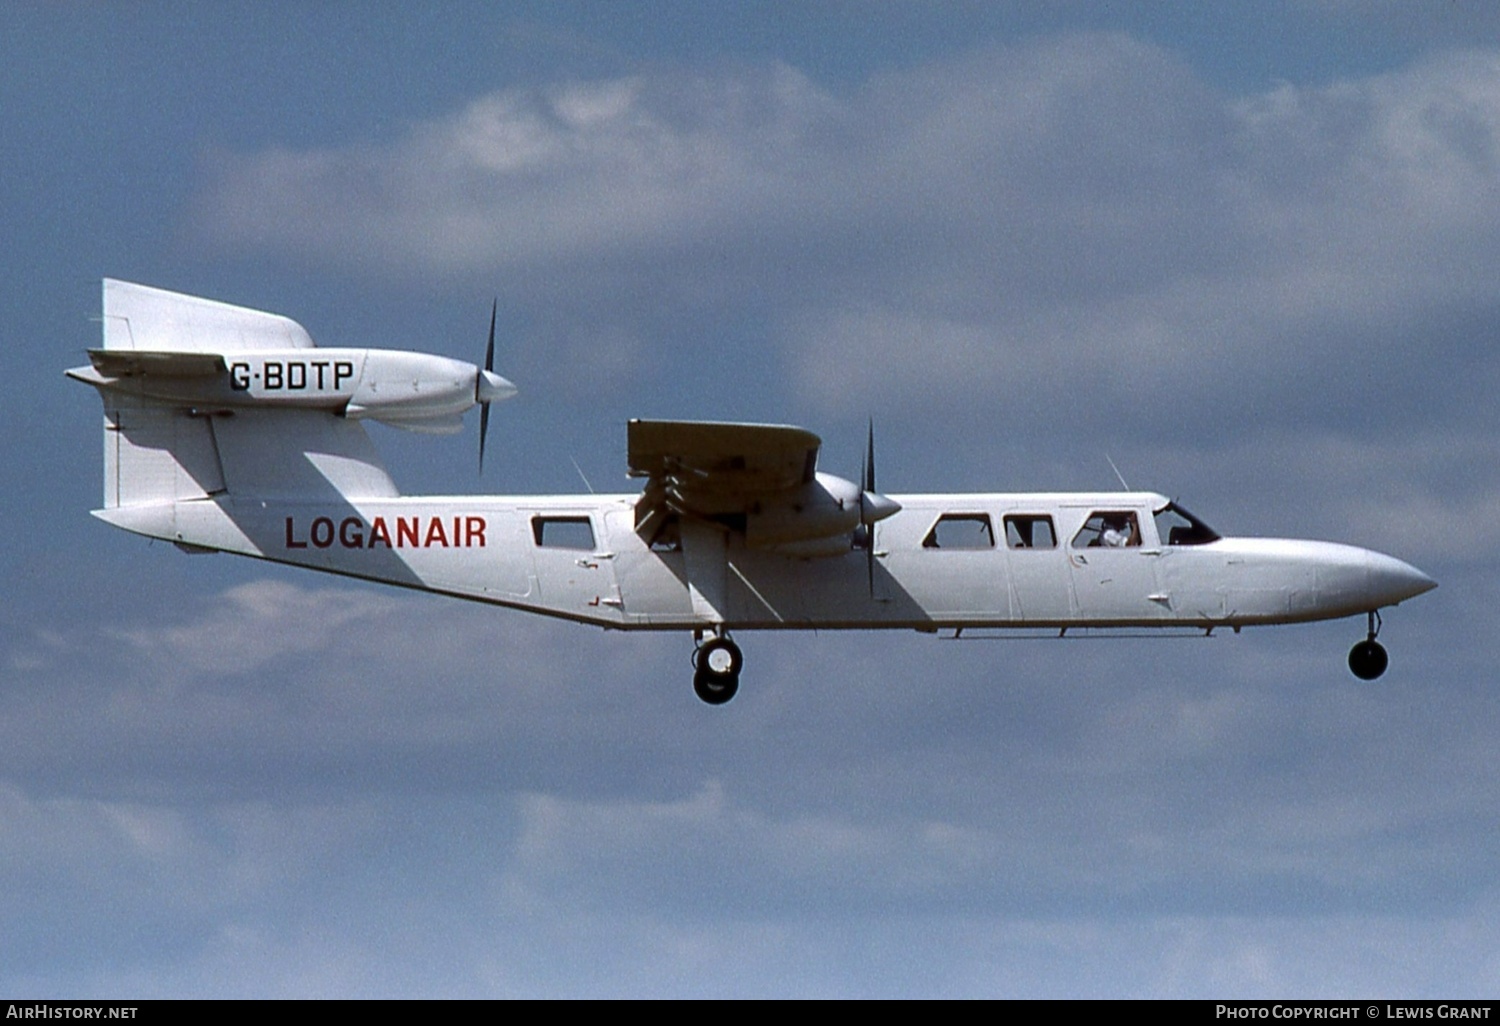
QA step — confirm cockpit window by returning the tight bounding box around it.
[1153,502,1220,546]
[1072,511,1141,549]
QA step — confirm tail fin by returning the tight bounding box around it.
[100,278,316,354]
[98,396,227,509]
[70,280,397,515]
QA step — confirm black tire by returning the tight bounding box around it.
[1348,639,1389,680]
[697,636,743,681]
[693,667,739,705]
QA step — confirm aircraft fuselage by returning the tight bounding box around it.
[98,489,1435,633]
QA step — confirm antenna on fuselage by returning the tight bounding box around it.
[1105,453,1132,492]
[570,455,596,494]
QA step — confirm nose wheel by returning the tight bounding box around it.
[692,634,742,705]
[1348,610,1389,680]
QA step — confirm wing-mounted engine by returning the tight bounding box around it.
[627,419,900,556]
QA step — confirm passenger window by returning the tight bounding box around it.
[1004,515,1056,549]
[1071,511,1141,549]
[922,513,995,549]
[532,516,595,549]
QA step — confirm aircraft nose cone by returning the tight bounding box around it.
[1366,551,1437,606]
[477,369,517,403]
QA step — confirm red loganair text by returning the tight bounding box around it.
[285,515,487,550]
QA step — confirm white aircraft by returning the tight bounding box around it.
[69,280,1437,704]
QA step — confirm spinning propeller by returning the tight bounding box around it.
[476,299,517,473]
[857,419,901,595]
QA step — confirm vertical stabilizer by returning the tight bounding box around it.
[73,281,397,515]
[102,399,226,508]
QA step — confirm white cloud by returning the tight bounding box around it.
[191,37,1500,502]
[21,29,1500,992]
[200,62,844,273]
[108,579,396,677]
[2,571,1497,995]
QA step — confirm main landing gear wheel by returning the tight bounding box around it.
[1348,610,1389,680]
[692,635,742,705]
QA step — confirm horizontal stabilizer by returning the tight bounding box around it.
[85,349,226,378]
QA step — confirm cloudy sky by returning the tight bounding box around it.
[4,0,1499,997]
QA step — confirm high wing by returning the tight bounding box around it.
[628,419,820,516]
[627,419,897,552]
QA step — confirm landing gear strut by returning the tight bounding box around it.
[1348,610,1389,680]
[693,633,742,705]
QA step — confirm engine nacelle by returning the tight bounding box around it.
[71,347,516,435]
[344,350,513,434]
[742,472,867,548]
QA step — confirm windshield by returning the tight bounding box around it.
[1153,502,1220,546]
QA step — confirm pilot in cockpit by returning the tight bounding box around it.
[1100,515,1135,547]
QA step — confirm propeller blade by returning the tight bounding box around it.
[864,417,875,494]
[864,419,876,595]
[485,299,497,376]
[479,298,497,475]
[479,400,490,474]
[856,419,901,596]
